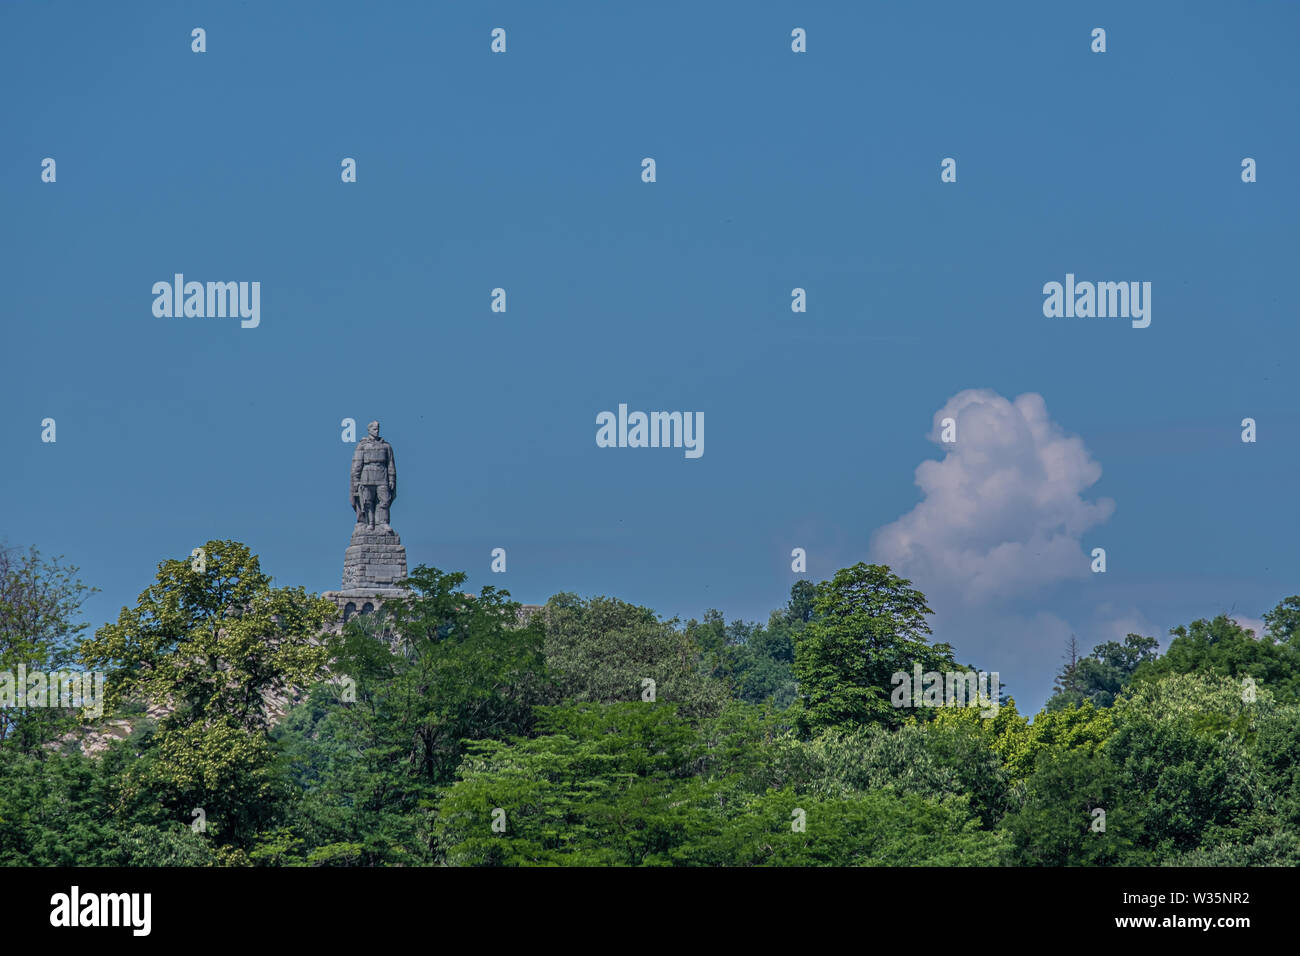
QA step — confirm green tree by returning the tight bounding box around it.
[435,702,704,866]
[677,786,1004,866]
[1000,748,1136,865]
[78,540,335,853]
[1050,635,1085,707]
[1254,702,1300,829]
[1262,596,1300,647]
[1046,633,1158,710]
[1109,673,1264,860]
[0,544,96,750]
[540,593,727,718]
[793,563,954,735]
[993,701,1115,785]
[683,584,806,710]
[273,566,547,865]
[802,720,1009,827]
[1134,614,1300,701]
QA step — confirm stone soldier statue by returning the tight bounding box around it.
[350,420,397,531]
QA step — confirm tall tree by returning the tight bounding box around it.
[1047,633,1158,710]
[1134,615,1300,701]
[1108,673,1262,859]
[1051,634,1084,707]
[78,540,335,854]
[540,593,727,718]
[682,581,808,710]
[0,544,95,749]
[793,563,954,735]
[1263,596,1300,647]
[271,566,548,865]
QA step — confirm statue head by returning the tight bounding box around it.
[367,420,380,440]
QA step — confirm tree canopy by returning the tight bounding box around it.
[3,539,1297,867]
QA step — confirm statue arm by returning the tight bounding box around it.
[350,446,363,500]
[388,445,397,500]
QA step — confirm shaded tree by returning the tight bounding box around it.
[0,544,95,750]
[793,563,954,735]
[541,593,727,718]
[78,540,335,854]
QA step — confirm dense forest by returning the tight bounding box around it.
[2,538,1299,866]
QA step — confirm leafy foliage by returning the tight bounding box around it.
[793,563,956,734]
[540,592,728,718]
[78,539,335,852]
[1047,633,1159,710]
[1132,611,1300,701]
[0,544,96,750]
[6,538,1299,867]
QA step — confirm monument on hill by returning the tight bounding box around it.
[321,420,543,627]
[323,420,408,622]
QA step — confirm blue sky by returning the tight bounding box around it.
[3,1,1297,712]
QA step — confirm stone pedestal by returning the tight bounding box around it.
[322,587,407,626]
[342,525,408,589]
[322,524,409,626]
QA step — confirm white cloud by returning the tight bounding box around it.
[870,389,1115,606]
[1233,615,1267,639]
[1094,607,1159,646]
